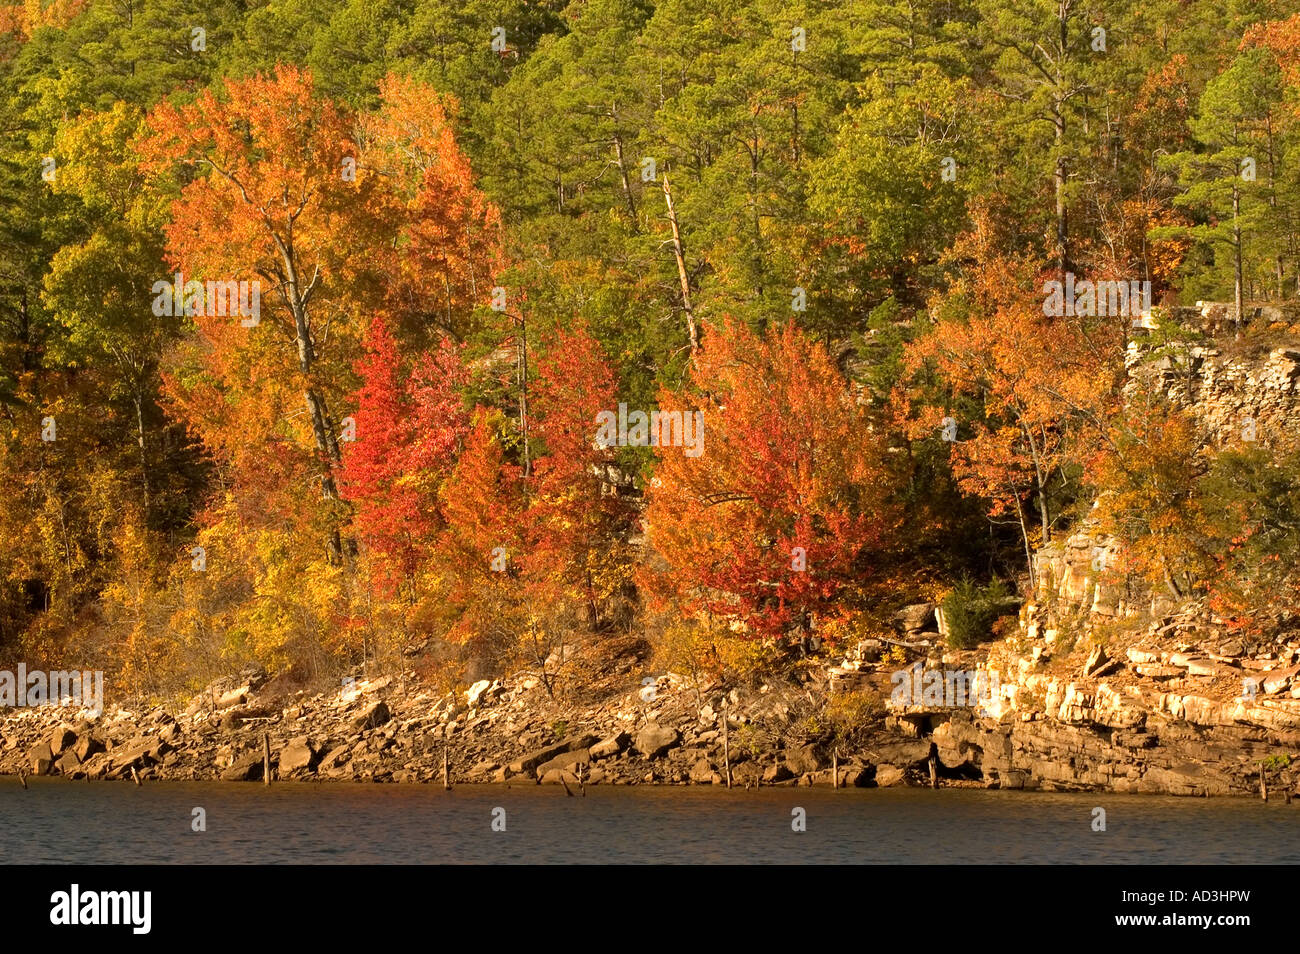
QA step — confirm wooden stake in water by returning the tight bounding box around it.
[722,701,732,789]
[1260,764,1268,802]
[442,725,451,791]
[263,732,271,786]
[833,749,839,790]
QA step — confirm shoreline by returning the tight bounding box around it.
[3,643,1299,800]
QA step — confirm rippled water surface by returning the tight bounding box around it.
[2,779,1297,864]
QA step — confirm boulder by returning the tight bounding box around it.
[688,758,717,783]
[870,740,933,769]
[49,725,76,757]
[72,735,103,762]
[997,770,1026,790]
[1186,658,1233,679]
[1081,645,1112,677]
[1126,647,1160,664]
[1136,664,1184,679]
[589,732,630,760]
[635,724,680,759]
[1263,665,1300,695]
[874,765,906,787]
[761,763,794,783]
[318,747,350,770]
[112,736,171,770]
[354,700,391,730]
[508,741,571,775]
[28,742,53,775]
[894,603,935,633]
[215,685,251,709]
[278,737,317,774]
[466,679,502,709]
[220,754,264,782]
[539,768,580,786]
[56,750,81,776]
[783,743,825,775]
[535,748,590,778]
[839,764,871,788]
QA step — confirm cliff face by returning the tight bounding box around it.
[914,613,1300,796]
[1134,340,1300,453]
[886,582,1300,796]
[889,310,1300,797]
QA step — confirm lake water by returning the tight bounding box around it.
[2,779,1297,864]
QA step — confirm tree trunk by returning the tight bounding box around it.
[662,173,699,357]
[276,237,344,558]
[612,125,639,231]
[1053,2,1069,280]
[1233,183,1244,338]
[134,391,150,516]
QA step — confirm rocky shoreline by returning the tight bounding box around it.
[3,606,1300,799]
[0,659,909,791]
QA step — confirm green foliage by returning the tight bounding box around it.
[941,577,1013,649]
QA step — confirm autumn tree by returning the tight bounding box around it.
[524,323,636,634]
[645,318,900,640]
[137,65,374,559]
[341,315,471,601]
[1085,385,1207,599]
[895,236,1119,582]
[138,66,500,552]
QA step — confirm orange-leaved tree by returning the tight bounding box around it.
[895,242,1119,582]
[341,315,471,601]
[644,318,900,641]
[137,65,381,559]
[523,323,636,633]
[138,66,501,670]
[418,324,635,689]
[1084,384,1208,600]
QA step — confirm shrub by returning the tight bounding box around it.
[825,687,886,745]
[942,577,1013,649]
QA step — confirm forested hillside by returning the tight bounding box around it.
[4,0,1300,701]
